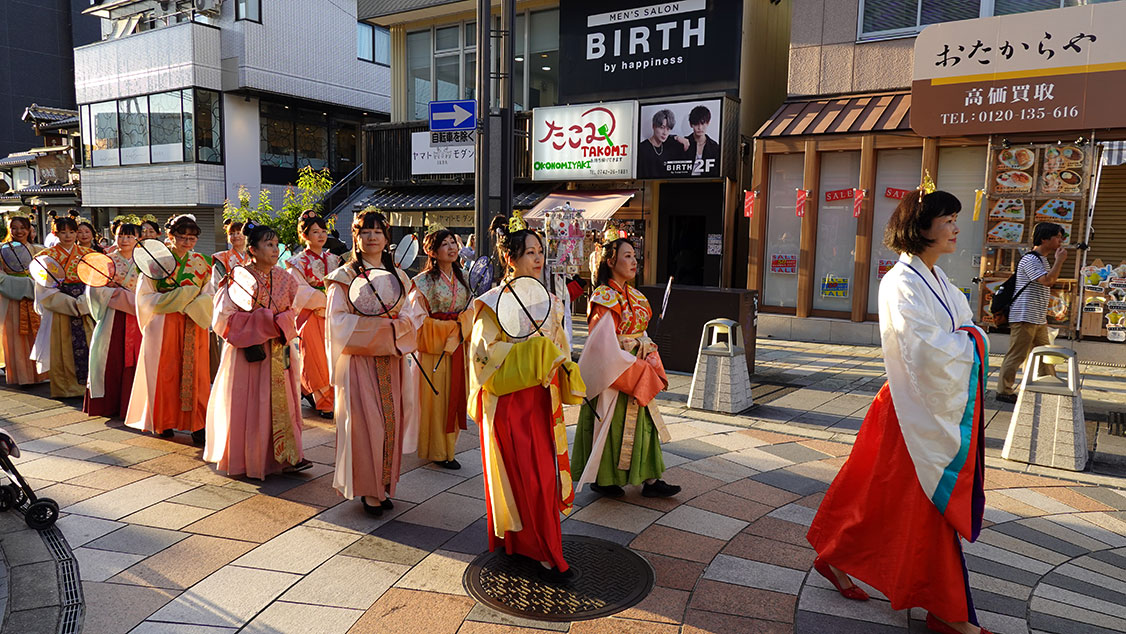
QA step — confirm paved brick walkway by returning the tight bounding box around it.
[2,339,1126,634]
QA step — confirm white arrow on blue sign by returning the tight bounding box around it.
[428,100,477,132]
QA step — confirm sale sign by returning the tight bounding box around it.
[825,188,854,202]
[853,188,866,218]
[796,189,808,217]
[744,190,756,218]
[770,254,798,274]
[876,259,897,280]
[885,187,911,200]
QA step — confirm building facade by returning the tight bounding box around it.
[360,0,791,288]
[750,0,1126,345]
[74,0,391,252]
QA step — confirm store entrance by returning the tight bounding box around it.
[658,182,724,287]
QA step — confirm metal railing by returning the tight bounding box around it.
[320,163,365,220]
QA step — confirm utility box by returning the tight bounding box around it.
[639,286,758,376]
[688,319,753,414]
[1001,346,1088,472]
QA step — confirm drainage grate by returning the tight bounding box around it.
[41,526,84,634]
[463,536,655,622]
[1109,412,1126,438]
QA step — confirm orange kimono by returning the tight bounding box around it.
[124,251,213,434]
[285,249,341,413]
[0,241,46,385]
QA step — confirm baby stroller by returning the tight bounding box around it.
[0,428,59,529]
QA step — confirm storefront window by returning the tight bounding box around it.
[90,101,119,167]
[260,102,296,182]
[295,109,329,171]
[332,121,359,175]
[193,89,222,164]
[118,97,149,165]
[527,9,559,109]
[407,30,432,120]
[936,146,989,311]
[80,105,92,167]
[762,154,804,308]
[149,91,184,163]
[868,149,923,315]
[181,89,194,163]
[813,152,861,312]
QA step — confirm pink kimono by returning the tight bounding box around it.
[204,265,304,480]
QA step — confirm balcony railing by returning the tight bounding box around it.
[363,113,531,186]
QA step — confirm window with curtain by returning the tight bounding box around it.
[358,22,374,62]
[90,101,119,167]
[762,154,804,308]
[80,105,92,167]
[149,91,184,163]
[374,26,390,65]
[858,0,1112,40]
[194,89,222,164]
[118,96,150,165]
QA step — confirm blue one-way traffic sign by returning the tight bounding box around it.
[428,100,477,132]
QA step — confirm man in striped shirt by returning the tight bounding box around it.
[996,222,1068,403]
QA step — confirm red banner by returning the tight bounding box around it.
[885,187,911,200]
[824,188,854,202]
[744,190,756,218]
[853,188,866,218]
[796,189,808,217]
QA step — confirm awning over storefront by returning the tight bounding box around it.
[756,91,911,138]
[524,190,636,222]
[1102,141,1126,167]
[353,183,556,211]
[0,154,36,169]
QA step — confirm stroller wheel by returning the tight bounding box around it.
[0,486,14,511]
[25,498,59,530]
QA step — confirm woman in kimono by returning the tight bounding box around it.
[408,229,473,469]
[325,210,422,515]
[285,212,341,419]
[807,191,991,634]
[83,223,142,418]
[31,216,94,398]
[0,214,45,386]
[140,219,161,242]
[124,214,213,445]
[470,215,585,583]
[571,236,680,499]
[212,220,250,281]
[206,223,311,479]
[77,220,103,254]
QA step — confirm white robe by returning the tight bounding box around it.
[879,252,988,503]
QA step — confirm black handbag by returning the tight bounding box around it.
[242,344,267,363]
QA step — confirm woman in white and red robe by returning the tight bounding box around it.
[807,190,992,634]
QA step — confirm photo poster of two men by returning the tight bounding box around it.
[637,98,722,179]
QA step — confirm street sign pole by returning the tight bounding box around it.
[473,0,491,265]
[500,0,514,231]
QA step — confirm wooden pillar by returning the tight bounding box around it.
[721,177,738,287]
[921,136,939,185]
[852,135,877,322]
[796,140,819,318]
[746,140,768,291]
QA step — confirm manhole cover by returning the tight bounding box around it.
[462,535,655,622]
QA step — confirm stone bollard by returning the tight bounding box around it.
[1001,345,1088,471]
[688,319,753,414]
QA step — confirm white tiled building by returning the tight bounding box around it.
[74,0,390,252]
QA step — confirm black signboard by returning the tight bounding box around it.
[559,0,743,103]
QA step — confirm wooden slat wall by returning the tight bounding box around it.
[1087,164,1126,266]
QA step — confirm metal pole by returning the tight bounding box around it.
[473,0,492,262]
[500,0,515,221]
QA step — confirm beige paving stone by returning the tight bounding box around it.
[233,526,360,574]
[75,547,147,582]
[85,524,189,556]
[278,473,344,508]
[704,554,805,595]
[63,474,197,520]
[183,494,319,543]
[145,565,301,628]
[121,502,216,530]
[242,601,364,634]
[348,588,475,634]
[133,453,207,476]
[17,432,88,453]
[81,581,179,634]
[167,485,254,511]
[679,455,759,483]
[15,454,105,482]
[55,514,125,548]
[395,491,483,532]
[112,534,257,590]
[656,505,748,541]
[393,549,475,596]
[33,482,102,507]
[64,465,153,490]
[305,498,411,535]
[177,465,238,486]
[281,554,409,609]
[54,439,130,462]
[570,498,663,534]
[391,467,464,503]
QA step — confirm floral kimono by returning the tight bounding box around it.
[124,250,213,434]
[30,244,95,397]
[325,263,423,502]
[469,284,585,571]
[572,280,671,489]
[808,253,989,626]
[408,270,473,462]
[0,241,46,385]
[285,248,342,414]
[83,252,142,418]
[205,265,304,479]
[211,248,250,284]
